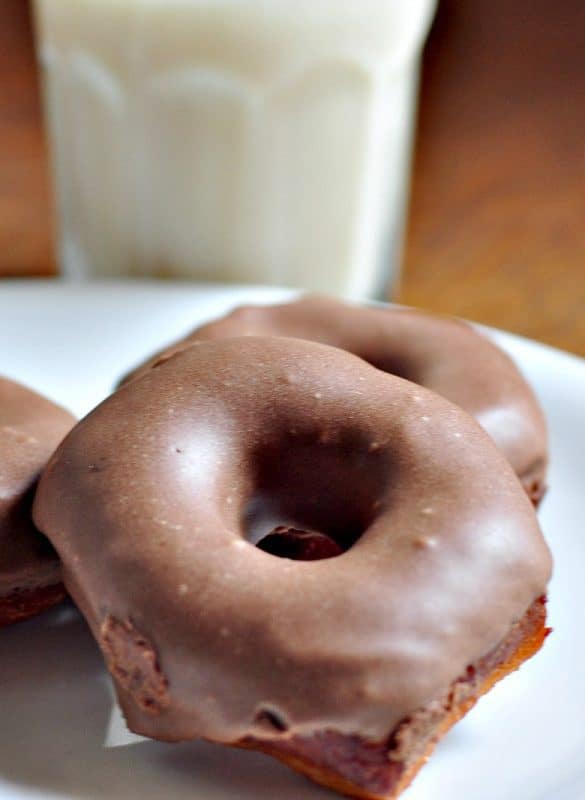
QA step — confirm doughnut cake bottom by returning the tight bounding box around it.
[0,583,67,627]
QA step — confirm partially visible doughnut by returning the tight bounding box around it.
[0,377,74,626]
[122,297,548,503]
[36,337,551,799]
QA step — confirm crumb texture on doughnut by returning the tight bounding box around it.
[101,616,170,715]
[0,377,74,624]
[121,296,548,501]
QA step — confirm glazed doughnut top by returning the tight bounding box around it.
[35,338,551,744]
[123,296,548,500]
[0,377,74,595]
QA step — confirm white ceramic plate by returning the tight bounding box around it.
[0,281,583,800]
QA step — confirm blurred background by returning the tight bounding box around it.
[1,0,583,355]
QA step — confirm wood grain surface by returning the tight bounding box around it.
[400,0,585,355]
[0,1,52,280]
[0,0,583,355]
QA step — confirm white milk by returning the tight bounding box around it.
[35,0,436,298]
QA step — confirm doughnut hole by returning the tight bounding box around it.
[243,427,393,560]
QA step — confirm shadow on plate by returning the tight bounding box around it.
[0,604,335,799]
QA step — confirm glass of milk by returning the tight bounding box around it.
[34,0,436,299]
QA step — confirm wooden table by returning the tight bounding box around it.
[1,0,583,355]
[401,0,585,356]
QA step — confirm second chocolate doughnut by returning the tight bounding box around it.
[122,296,548,503]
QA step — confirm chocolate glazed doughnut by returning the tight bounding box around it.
[35,338,551,800]
[122,297,548,504]
[0,377,74,626]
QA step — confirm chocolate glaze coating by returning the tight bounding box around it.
[35,338,551,745]
[123,297,548,501]
[238,596,548,798]
[0,377,74,599]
